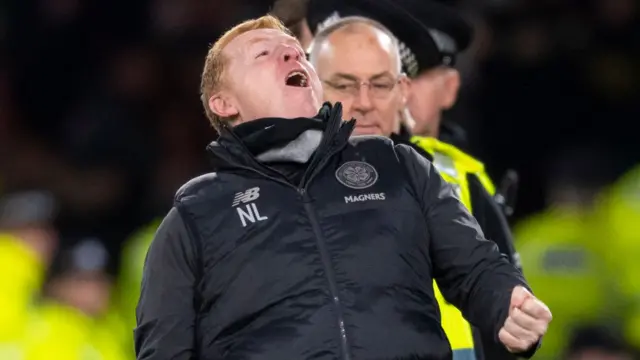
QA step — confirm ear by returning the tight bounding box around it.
[209,92,239,119]
[398,74,412,107]
[441,68,461,109]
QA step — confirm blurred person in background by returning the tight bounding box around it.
[18,238,126,360]
[0,191,58,346]
[514,145,624,360]
[0,193,123,359]
[563,326,636,360]
[306,1,521,359]
[45,238,114,324]
[135,14,548,360]
[593,164,640,350]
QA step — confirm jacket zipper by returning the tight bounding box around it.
[229,143,352,359]
[298,143,352,360]
[299,187,351,360]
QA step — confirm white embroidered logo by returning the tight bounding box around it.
[344,193,386,203]
[335,161,379,189]
[232,187,268,227]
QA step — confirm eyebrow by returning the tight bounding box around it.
[330,71,396,82]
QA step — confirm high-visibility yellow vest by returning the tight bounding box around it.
[411,136,496,358]
[3,302,127,360]
[0,234,45,341]
[514,207,619,359]
[592,165,640,348]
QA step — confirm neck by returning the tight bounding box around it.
[403,108,441,138]
[423,124,439,138]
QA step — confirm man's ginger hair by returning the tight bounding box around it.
[200,14,292,131]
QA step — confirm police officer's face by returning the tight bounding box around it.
[313,23,409,137]
[214,29,323,123]
[406,67,460,137]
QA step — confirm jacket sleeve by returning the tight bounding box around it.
[135,206,199,360]
[467,175,522,270]
[395,144,530,347]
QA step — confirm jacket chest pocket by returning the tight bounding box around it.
[198,203,323,312]
[314,196,434,294]
[315,191,430,254]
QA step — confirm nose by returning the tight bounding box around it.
[281,45,301,63]
[352,85,374,113]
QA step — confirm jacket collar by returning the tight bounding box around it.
[206,102,355,178]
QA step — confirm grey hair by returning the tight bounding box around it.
[308,16,402,74]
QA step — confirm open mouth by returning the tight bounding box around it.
[285,69,309,87]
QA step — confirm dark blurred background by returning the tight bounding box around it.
[0,0,638,359]
[2,0,639,258]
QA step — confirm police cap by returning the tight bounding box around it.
[0,190,56,229]
[307,0,473,78]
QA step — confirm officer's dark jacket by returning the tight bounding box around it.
[391,128,520,271]
[392,128,523,360]
[135,104,530,360]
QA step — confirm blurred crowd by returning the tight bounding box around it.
[0,0,638,358]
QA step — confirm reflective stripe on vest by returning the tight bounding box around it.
[452,349,477,360]
[410,136,495,201]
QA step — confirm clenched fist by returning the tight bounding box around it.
[499,286,552,353]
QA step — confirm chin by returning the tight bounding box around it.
[283,86,321,110]
[288,99,320,119]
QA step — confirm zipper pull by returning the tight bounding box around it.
[298,188,310,202]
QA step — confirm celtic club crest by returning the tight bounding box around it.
[335,161,379,189]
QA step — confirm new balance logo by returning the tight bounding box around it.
[344,192,386,203]
[232,187,268,227]
[232,187,261,206]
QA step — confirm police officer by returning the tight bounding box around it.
[514,147,625,359]
[589,164,640,351]
[305,1,522,359]
[0,191,57,343]
[25,238,126,360]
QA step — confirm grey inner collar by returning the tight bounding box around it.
[256,129,323,164]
